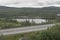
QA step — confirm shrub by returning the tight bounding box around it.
[28,25,60,40]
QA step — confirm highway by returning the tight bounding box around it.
[0,24,55,35]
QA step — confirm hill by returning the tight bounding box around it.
[0,6,59,19]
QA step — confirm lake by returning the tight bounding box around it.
[13,19,47,24]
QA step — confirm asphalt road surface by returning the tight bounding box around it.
[0,24,55,35]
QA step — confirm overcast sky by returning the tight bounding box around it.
[0,0,60,7]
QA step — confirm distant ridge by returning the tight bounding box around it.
[0,6,60,11]
[0,6,59,18]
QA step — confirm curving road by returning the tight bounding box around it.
[0,24,55,35]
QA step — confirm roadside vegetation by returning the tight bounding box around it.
[0,18,39,29]
[0,6,60,40]
[0,18,21,29]
[0,24,60,40]
[28,24,60,40]
[0,18,55,29]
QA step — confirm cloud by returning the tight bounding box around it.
[0,0,60,7]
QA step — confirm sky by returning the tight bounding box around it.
[0,0,60,8]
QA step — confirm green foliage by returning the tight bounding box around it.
[0,24,60,40]
[0,19,21,29]
[28,24,60,40]
[21,20,31,26]
[0,34,21,40]
[0,19,36,29]
[0,6,57,19]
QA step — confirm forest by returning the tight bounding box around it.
[0,6,58,19]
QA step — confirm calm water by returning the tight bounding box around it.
[13,19,47,24]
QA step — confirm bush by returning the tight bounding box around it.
[21,20,31,26]
[28,25,60,40]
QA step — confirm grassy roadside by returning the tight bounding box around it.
[0,18,54,29]
[0,23,60,40]
[0,18,40,29]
